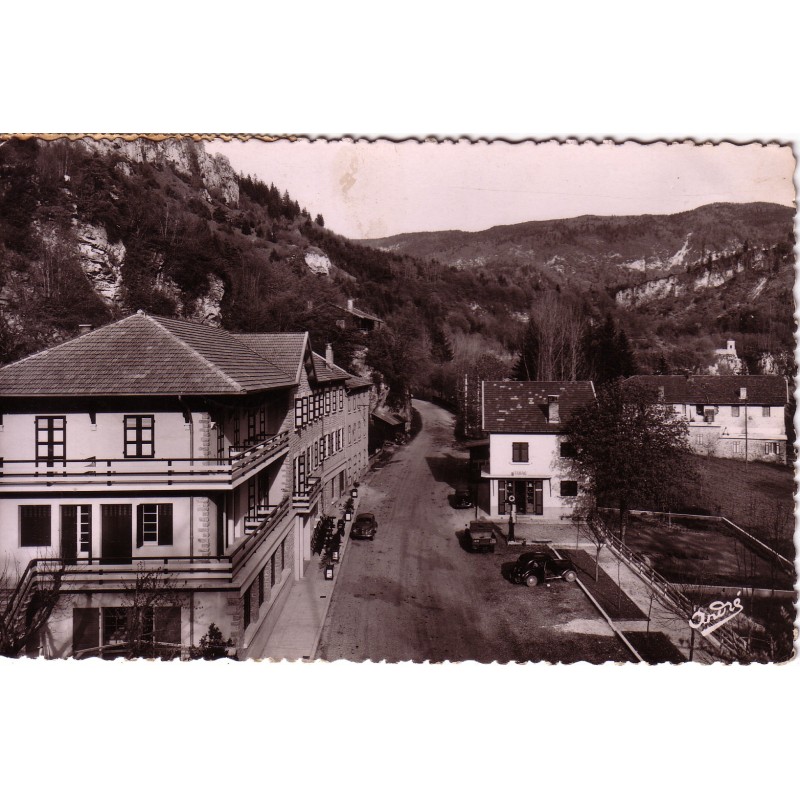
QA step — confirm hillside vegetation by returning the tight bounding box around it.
[0,138,795,414]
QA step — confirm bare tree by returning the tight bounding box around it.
[0,556,65,657]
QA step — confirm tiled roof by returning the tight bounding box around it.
[234,333,308,384]
[311,353,349,384]
[336,304,383,323]
[481,381,596,433]
[372,407,404,427]
[0,314,295,397]
[625,375,788,405]
[346,375,373,391]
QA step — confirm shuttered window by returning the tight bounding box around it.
[511,442,529,462]
[560,481,578,497]
[136,504,173,546]
[124,416,154,458]
[35,416,66,465]
[20,505,51,547]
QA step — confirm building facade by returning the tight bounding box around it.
[0,313,371,658]
[478,381,596,520]
[624,375,789,463]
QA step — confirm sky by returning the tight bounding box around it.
[206,139,796,240]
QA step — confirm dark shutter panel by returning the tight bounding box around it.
[72,608,100,659]
[497,481,506,511]
[136,505,144,548]
[20,506,51,547]
[158,504,173,546]
[60,505,78,564]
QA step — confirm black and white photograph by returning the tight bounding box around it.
[0,135,795,665]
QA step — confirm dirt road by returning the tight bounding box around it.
[317,400,631,663]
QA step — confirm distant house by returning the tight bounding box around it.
[0,313,371,658]
[478,381,596,520]
[624,375,789,463]
[708,339,743,375]
[334,299,384,332]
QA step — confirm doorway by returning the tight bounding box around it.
[101,505,132,564]
[514,480,543,516]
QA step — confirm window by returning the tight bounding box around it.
[732,440,741,454]
[325,390,331,415]
[259,405,266,436]
[124,416,154,458]
[295,398,303,428]
[339,389,344,411]
[765,442,780,455]
[247,409,256,442]
[762,406,771,417]
[695,405,704,416]
[35,416,66,465]
[216,419,225,460]
[20,505,51,547]
[560,481,578,497]
[233,414,240,446]
[511,442,529,463]
[136,504,173,546]
[301,396,309,426]
[560,442,577,458]
[731,406,740,417]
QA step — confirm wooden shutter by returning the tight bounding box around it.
[136,505,144,548]
[60,505,78,563]
[497,481,506,511]
[20,505,51,547]
[72,608,100,659]
[157,504,173,545]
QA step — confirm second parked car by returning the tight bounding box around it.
[351,512,377,540]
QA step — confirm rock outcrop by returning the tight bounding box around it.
[76,137,239,206]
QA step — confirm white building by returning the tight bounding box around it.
[0,313,371,658]
[624,375,789,463]
[478,381,596,520]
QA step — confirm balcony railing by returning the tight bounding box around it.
[291,473,323,512]
[0,430,289,489]
[233,496,291,571]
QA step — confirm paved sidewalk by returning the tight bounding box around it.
[254,495,360,661]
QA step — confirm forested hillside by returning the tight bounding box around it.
[0,137,795,417]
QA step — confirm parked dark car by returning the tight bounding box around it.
[467,520,499,553]
[503,552,578,587]
[453,488,473,509]
[351,512,377,540]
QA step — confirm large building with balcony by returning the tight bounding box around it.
[624,375,789,463]
[0,312,371,658]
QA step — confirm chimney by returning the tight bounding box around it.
[739,386,747,401]
[325,343,334,364]
[546,394,560,423]
[347,298,354,312]
[78,324,92,336]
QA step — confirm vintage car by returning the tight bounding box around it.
[351,512,377,540]
[467,520,499,553]
[503,552,578,587]
[453,488,473,509]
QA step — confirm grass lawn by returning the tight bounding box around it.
[623,454,795,560]
[600,511,794,589]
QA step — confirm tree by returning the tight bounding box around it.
[564,379,695,539]
[512,295,585,381]
[314,213,325,227]
[189,623,234,660]
[0,556,65,657]
[583,314,637,385]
